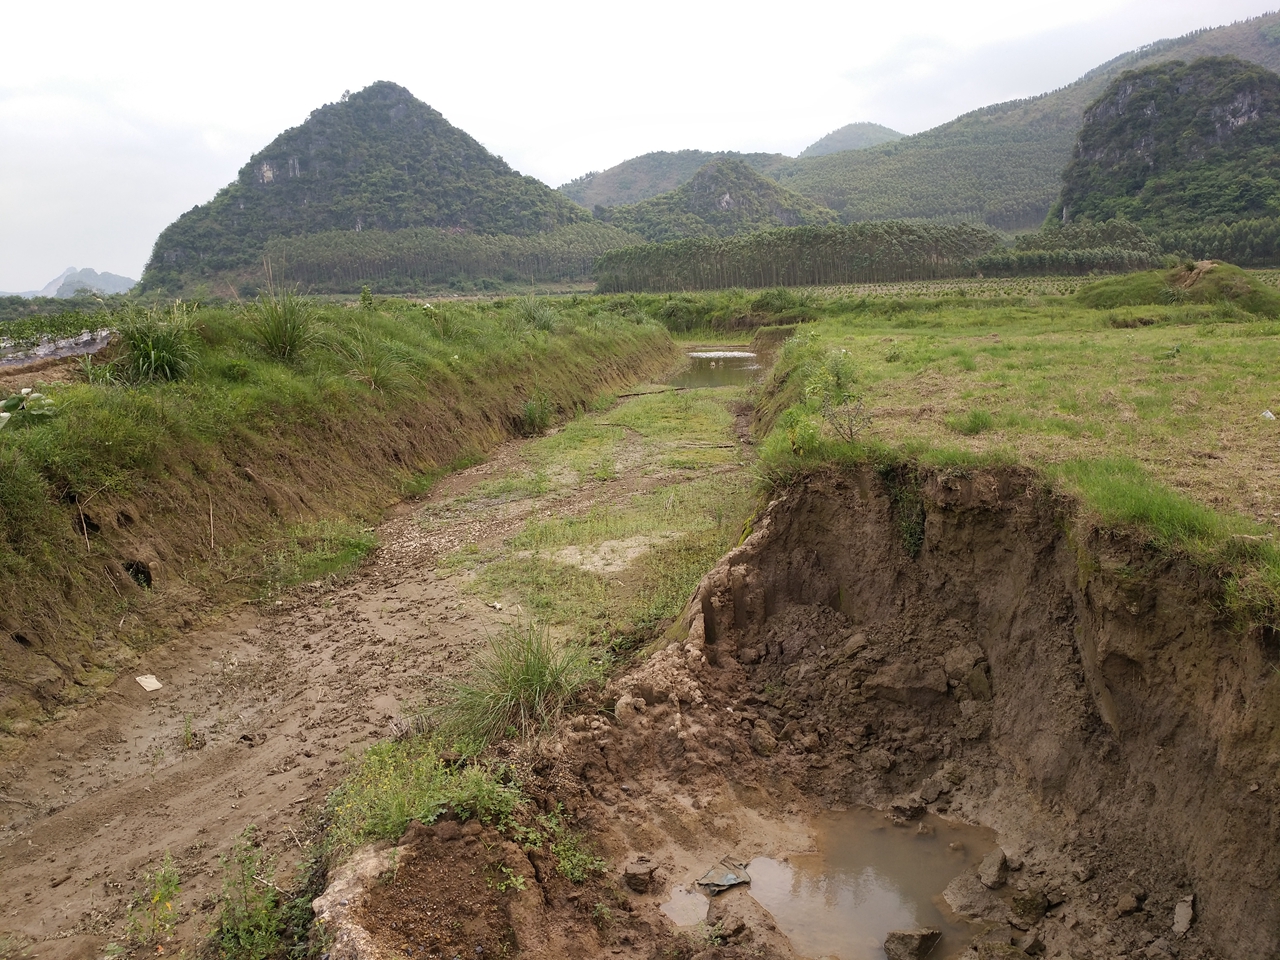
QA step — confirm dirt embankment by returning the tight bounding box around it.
[0,335,677,731]
[498,465,1278,960]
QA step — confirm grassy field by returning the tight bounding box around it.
[753,268,1280,619]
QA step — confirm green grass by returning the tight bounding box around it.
[747,279,1280,618]
[326,737,524,854]
[260,520,378,589]
[435,623,602,745]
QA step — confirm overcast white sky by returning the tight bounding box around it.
[0,0,1274,291]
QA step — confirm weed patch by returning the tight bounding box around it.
[326,738,523,854]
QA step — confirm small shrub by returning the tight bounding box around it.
[125,852,181,945]
[116,302,199,383]
[248,288,317,363]
[435,622,600,744]
[213,828,284,960]
[338,333,415,395]
[326,738,524,853]
[360,285,375,311]
[511,296,557,333]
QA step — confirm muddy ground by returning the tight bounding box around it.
[0,354,771,960]
[4,359,1275,960]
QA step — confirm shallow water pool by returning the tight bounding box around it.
[660,807,994,959]
[667,350,760,389]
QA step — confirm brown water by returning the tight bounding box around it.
[746,809,995,960]
[667,350,761,389]
[659,808,994,955]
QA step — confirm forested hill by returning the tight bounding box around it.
[770,11,1280,231]
[1054,57,1280,229]
[593,158,837,242]
[798,122,903,158]
[141,82,588,293]
[558,150,790,210]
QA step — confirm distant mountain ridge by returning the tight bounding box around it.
[0,267,136,299]
[594,158,837,242]
[142,82,588,293]
[770,12,1280,231]
[558,151,791,210]
[798,122,903,158]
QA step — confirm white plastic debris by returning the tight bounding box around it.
[135,674,163,691]
[1264,410,1276,420]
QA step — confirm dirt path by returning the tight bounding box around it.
[0,368,756,960]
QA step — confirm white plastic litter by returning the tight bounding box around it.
[1264,410,1276,420]
[135,675,163,691]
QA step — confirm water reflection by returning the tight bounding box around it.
[668,350,760,389]
[746,809,994,960]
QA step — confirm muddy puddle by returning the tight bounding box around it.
[663,808,993,959]
[668,349,760,388]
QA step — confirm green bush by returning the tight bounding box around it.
[326,738,524,853]
[213,829,284,960]
[1077,262,1280,316]
[947,409,995,435]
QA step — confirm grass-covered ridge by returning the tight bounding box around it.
[0,294,675,723]
[749,277,1280,621]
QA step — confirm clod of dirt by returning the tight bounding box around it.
[883,928,941,960]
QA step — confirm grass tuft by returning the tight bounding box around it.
[115,302,199,383]
[435,623,600,744]
[247,288,318,362]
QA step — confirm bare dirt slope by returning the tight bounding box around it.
[0,374,755,960]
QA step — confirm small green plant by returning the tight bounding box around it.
[213,828,284,960]
[125,852,181,945]
[488,864,527,892]
[248,287,317,363]
[116,302,199,383]
[180,714,203,751]
[0,389,56,430]
[435,622,600,744]
[360,285,375,311]
[519,393,554,436]
[591,902,614,934]
[551,832,606,883]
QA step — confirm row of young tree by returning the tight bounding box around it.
[264,222,638,291]
[1153,217,1280,267]
[593,222,1002,293]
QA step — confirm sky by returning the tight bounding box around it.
[0,0,1275,292]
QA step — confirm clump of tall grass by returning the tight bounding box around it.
[247,287,317,362]
[338,333,416,395]
[519,392,554,436]
[115,301,200,383]
[435,622,600,744]
[511,296,557,333]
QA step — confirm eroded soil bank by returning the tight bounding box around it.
[435,464,1280,960]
